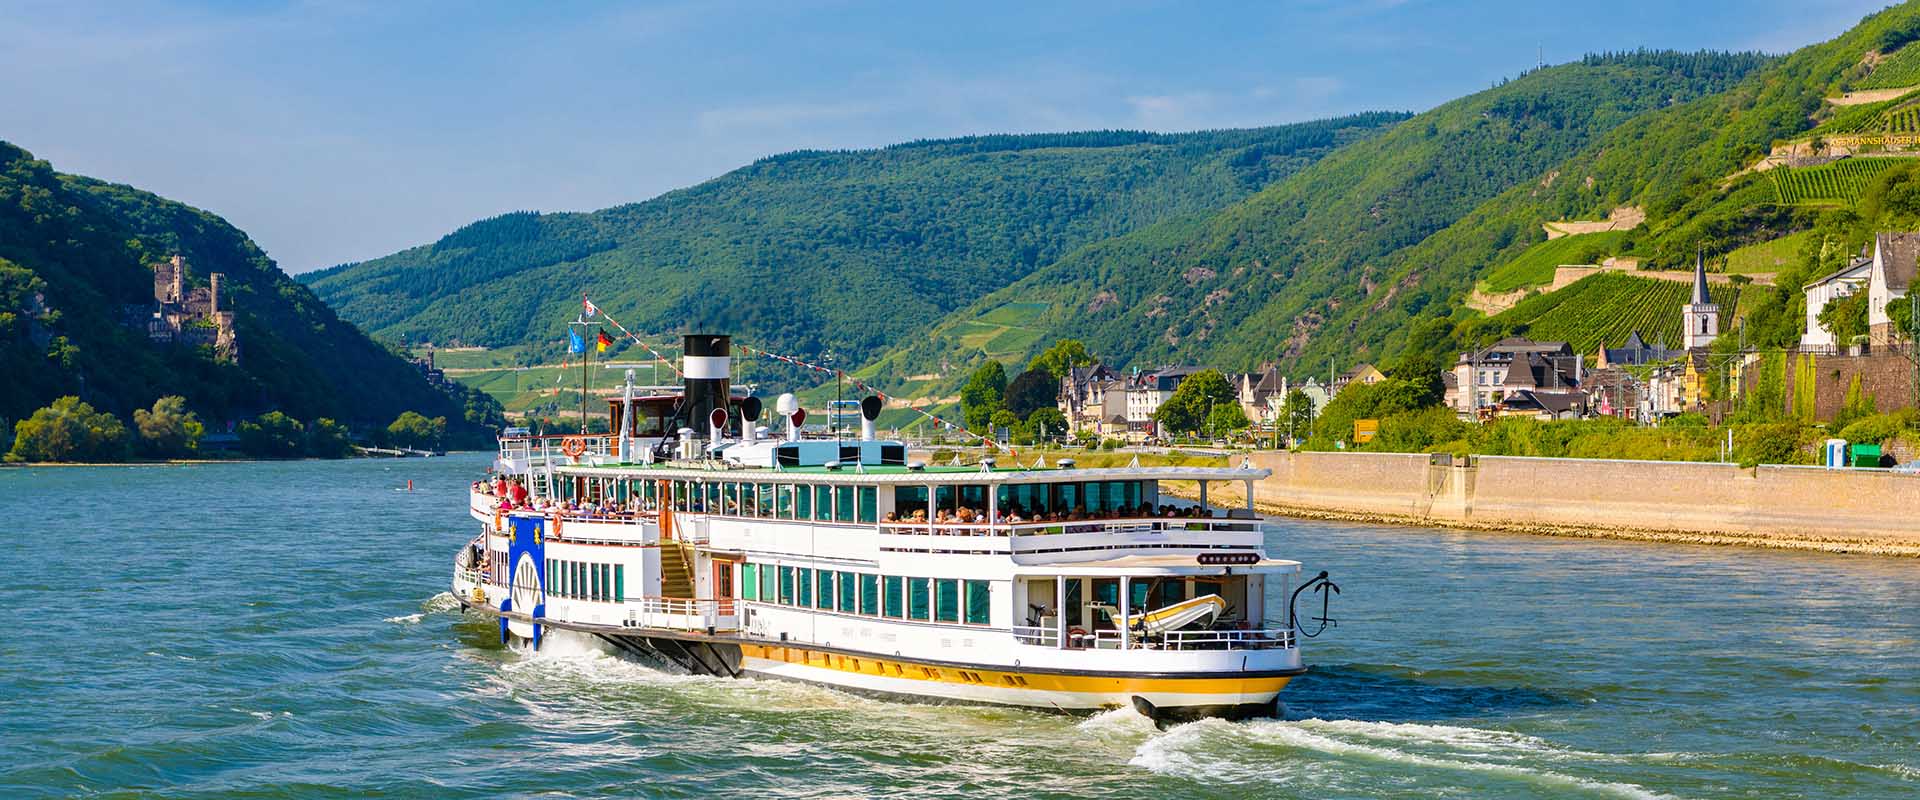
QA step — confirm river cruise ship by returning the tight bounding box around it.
[454,334,1327,722]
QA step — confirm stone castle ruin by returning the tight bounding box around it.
[133,255,239,362]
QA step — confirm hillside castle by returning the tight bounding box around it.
[132,255,239,362]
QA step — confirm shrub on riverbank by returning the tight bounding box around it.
[6,396,131,463]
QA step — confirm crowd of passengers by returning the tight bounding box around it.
[881,502,1216,525]
[479,476,1225,524]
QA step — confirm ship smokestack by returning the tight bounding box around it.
[682,334,731,441]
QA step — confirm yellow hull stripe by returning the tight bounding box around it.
[738,643,1293,696]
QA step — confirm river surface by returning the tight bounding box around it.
[3,454,1918,799]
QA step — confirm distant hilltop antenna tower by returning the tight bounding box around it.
[1537,44,1544,70]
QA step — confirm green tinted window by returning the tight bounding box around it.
[795,485,811,518]
[797,568,813,607]
[884,575,904,618]
[816,569,834,610]
[838,571,856,611]
[615,565,625,603]
[741,564,759,601]
[934,579,959,623]
[816,485,834,521]
[857,487,877,523]
[908,577,931,621]
[860,573,879,615]
[965,580,989,625]
[780,566,794,605]
[835,486,855,522]
[760,563,775,601]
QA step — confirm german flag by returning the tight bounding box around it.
[596,329,614,353]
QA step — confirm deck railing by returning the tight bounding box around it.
[628,597,738,631]
[876,517,1259,538]
[1017,626,1295,651]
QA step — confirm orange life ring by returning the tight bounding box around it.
[561,437,588,458]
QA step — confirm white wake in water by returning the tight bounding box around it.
[1129,717,1673,800]
[385,591,462,624]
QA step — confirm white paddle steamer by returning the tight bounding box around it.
[455,334,1331,722]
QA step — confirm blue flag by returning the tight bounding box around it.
[568,329,585,354]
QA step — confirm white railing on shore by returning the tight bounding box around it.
[1018,626,1294,651]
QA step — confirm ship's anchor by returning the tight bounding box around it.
[1288,571,1340,638]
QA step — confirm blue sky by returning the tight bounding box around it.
[0,0,1894,273]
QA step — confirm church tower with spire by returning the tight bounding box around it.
[1682,250,1720,349]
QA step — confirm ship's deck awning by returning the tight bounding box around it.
[552,462,1270,484]
[1011,554,1300,576]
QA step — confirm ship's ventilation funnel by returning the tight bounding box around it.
[682,334,730,441]
[860,395,882,441]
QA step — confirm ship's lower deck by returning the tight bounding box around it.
[462,597,1301,722]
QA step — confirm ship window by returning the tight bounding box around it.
[816,569,834,610]
[1155,578,1184,608]
[780,566,795,605]
[615,565,625,603]
[601,564,613,601]
[741,484,757,517]
[908,577,930,621]
[1130,580,1150,610]
[816,485,834,522]
[857,487,876,524]
[883,576,904,618]
[778,485,794,519]
[859,574,879,615]
[777,444,801,467]
[758,483,775,517]
[589,564,600,601]
[716,563,733,600]
[965,580,990,625]
[798,568,813,607]
[742,564,759,601]
[838,571,856,611]
[795,484,811,519]
[880,444,905,465]
[835,486,855,522]
[760,563,775,602]
[934,579,959,623]
[1194,580,1221,600]
[839,444,860,464]
[894,485,927,515]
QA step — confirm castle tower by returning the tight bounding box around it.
[209,273,222,314]
[168,255,185,304]
[1682,251,1720,349]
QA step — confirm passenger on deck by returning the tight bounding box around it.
[509,480,529,508]
[881,511,900,523]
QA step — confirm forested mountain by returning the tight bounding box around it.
[302,119,1407,364]
[0,141,495,436]
[876,50,1775,379]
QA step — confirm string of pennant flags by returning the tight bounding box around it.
[579,295,683,378]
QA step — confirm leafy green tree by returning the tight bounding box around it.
[1206,403,1251,436]
[1889,297,1919,342]
[1816,291,1870,345]
[6,396,131,462]
[1027,340,1093,381]
[1153,369,1238,435]
[307,417,354,459]
[239,411,306,458]
[1027,406,1067,441]
[1004,370,1057,418]
[388,411,448,451]
[1279,389,1315,444]
[1310,377,1435,446]
[133,396,203,458]
[960,362,1008,432]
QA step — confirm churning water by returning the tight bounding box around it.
[3,455,1917,798]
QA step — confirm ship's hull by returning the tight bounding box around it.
[482,608,1296,722]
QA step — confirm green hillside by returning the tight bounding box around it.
[303,118,1408,374]
[0,141,499,438]
[877,50,1771,381]
[1487,272,1744,355]
[1481,230,1633,293]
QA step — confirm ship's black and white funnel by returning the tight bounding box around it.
[682,334,730,441]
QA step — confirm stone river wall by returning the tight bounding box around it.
[1198,451,1920,556]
